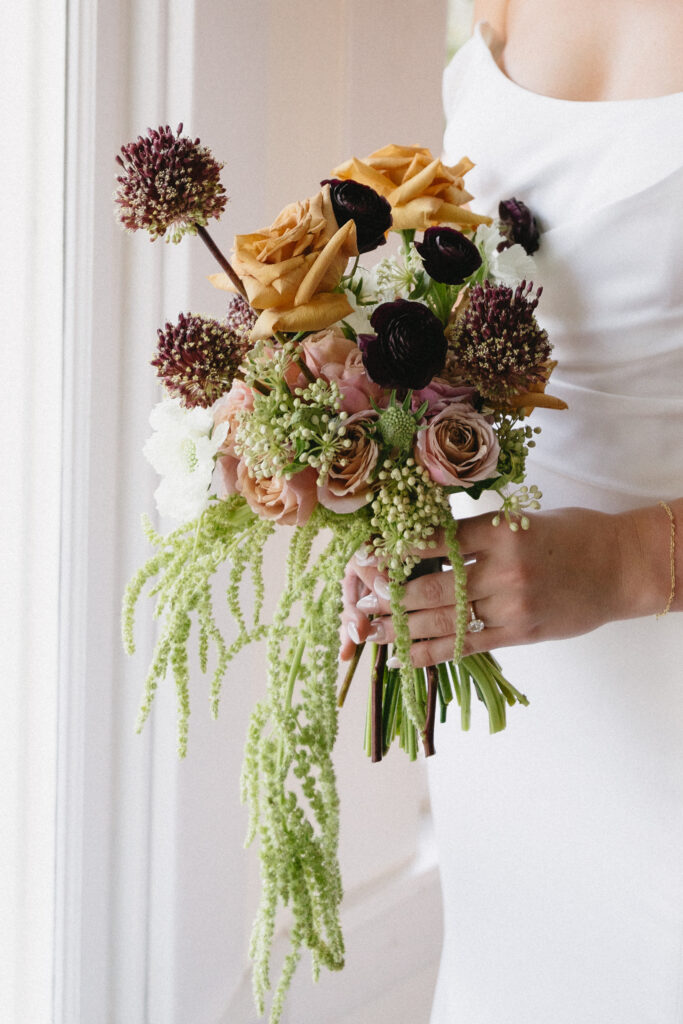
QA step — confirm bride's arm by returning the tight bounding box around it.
[339,500,682,666]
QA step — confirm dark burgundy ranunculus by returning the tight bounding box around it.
[414,226,482,285]
[321,178,392,254]
[498,197,540,255]
[358,299,447,390]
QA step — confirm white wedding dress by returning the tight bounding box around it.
[428,23,683,1024]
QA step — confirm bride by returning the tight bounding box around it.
[342,1,683,1020]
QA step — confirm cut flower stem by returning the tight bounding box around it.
[197,224,248,299]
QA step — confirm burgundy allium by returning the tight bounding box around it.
[223,294,258,337]
[498,198,540,255]
[321,178,392,253]
[446,281,551,402]
[358,299,447,390]
[114,123,227,243]
[414,226,482,285]
[152,308,254,408]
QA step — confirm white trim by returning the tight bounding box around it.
[0,1,66,1020]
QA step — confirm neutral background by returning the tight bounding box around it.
[2,1,475,1022]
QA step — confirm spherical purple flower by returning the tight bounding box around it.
[321,178,392,254]
[498,198,540,255]
[223,295,258,338]
[414,226,482,285]
[358,299,447,390]
[152,308,254,408]
[445,281,550,402]
[114,124,227,243]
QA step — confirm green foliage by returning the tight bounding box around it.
[124,497,370,1023]
[122,495,274,757]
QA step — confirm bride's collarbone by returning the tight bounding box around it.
[497,1,683,102]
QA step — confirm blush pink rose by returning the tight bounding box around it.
[317,411,379,513]
[285,328,385,414]
[212,380,255,497]
[237,463,318,526]
[415,404,500,487]
[301,328,358,377]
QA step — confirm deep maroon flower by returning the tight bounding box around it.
[414,226,482,285]
[498,198,540,255]
[320,178,392,254]
[115,124,227,243]
[445,281,551,402]
[152,307,254,408]
[358,299,447,390]
[223,295,258,338]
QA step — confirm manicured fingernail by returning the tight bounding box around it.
[355,550,377,566]
[356,593,379,612]
[366,621,386,642]
[374,578,390,601]
[346,621,361,645]
[387,656,401,669]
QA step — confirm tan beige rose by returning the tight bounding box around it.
[237,463,318,526]
[210,185,357,340]
[317,411,379,514]
[332,143,492,232]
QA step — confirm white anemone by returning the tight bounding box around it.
[143,395,229,522]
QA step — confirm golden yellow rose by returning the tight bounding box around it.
[210,185,357,340]
[332,143,491,232]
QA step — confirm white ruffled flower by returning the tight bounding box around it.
[474,222,537,285]
[143,396,229,522]
[342,288,376,335]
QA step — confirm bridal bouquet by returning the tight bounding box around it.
[117,126,565,1022]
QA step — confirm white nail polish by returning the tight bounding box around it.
[356,593,379,612]
[366,621,385,642]
[374,578,391,601]
[347,621,361,645]
[355,550,378,567]
[387,656,402,669]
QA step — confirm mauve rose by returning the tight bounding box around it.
[237,464,318,526]
[358,299,447,390]
[414,226,482,285]
[498,197,540,255]
[212,380,255,497]
[415,404,500,487]
[412,378,477,416]
[321,178,392,254]
[317,411,379,513]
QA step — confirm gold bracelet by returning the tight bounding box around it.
[656,501,676,619]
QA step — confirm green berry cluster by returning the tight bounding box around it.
[368,458,450,578]
[237,341,350,483]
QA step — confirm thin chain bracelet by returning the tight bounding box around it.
[656,501,676,619]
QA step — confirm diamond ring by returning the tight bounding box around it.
[467,602,485,633]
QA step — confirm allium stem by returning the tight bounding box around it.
[294,357,316,384]
[421,666,438,757]
[197,224,248,300]
[370,644,387,763]
[338,642,365,707]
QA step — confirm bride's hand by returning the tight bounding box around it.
[340,505,674,667]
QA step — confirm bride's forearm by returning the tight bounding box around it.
[614,498,682,619]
